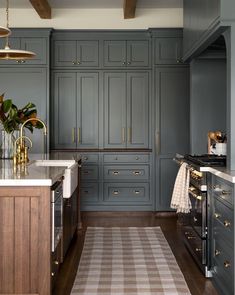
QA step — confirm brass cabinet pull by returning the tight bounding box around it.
[193,217,198,222]
[16,60,21,63]
[224,261,231,268]
[134,190,140,194]
[122,127,125,143]
[195,248,201,252]
[83,170,90,174]
[187,236,196,240]
[133,171,140,175]
[128,127,132,143]
[113,171,120,175]
[156,131,160,155]
[51,272,55,277]
[223,220,231,227]
[78,128,81,144]
[127,62,131,65]
[215,249,221,256]
[54,260,59,265]
[214,213,221,219]
[72,128,76,143]
[21,60,25,64]
[113,190,119,195]
[221,190,231,195]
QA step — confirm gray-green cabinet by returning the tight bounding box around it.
[104,72,149,148]
[154,38,183,64]
[53,40,99,68]
[103,40,149,67]
[209,175,234,295]
[0,37,47,65]
[52,72,99,149]
[155,67,189,210]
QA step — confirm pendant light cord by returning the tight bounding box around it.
[5,0,9,48]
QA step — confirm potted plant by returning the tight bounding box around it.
[0,93,43,158]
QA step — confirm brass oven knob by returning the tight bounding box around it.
[214,213,220,218]
[195,248,201,252]
[223,220,231,227]
[51,272,55,277]
[224,261,231,268]
[54,260,59,265]
[215,249,221,256]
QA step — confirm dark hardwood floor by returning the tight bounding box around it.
[53,212,219,295]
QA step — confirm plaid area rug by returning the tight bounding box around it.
[71,227,191,295]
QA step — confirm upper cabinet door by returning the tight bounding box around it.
[127,72,149,148]
[77,73,99,148]
[20,38,47,65]
[53,72,77,149]
[126,40,149,67]
[154,38,183,65]
[104,72,127,148]
[156,67,189,155]
[77,41,99,67]
[103,41,126,67]
[53,40,77,67]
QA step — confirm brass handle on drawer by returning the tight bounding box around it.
[221,190,231,195]
[224,261,231,268]
[51,272,55,277]
[72,128,76,143]
[187,236,196,240]
[133,171,140,175]
[78,128,81,144]
[188,189,202,200]
[156,131,160,155]
[113,171,120,175]
[215,249,221,256]
[214,213,221,218]
[223,220,231,227]
[135,156,140,160]
[128,127,131,143]
[195,248,201,252]
[134,190,140,194]
[213,185,221,190]
[54,260,59,265]
[184,232,191,235]
[113,190,119,195]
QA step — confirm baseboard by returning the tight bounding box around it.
[81,211,155,218]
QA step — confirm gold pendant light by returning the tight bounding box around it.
[0,0,36,60]
[0,26,10,37]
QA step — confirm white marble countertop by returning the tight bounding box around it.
[200,166,235,183]
[0,153,81,186]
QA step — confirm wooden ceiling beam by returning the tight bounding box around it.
[123,0,137,19]
[29,0,51,19]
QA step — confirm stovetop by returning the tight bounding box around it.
[184,154,226,167]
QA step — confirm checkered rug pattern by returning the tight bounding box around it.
[71,227,191,295]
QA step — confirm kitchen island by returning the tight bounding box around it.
[0,156,80,295]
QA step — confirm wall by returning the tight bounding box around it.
[0,8,183,29]
[190,58,227,154]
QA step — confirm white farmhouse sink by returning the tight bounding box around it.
[34,160,78,198]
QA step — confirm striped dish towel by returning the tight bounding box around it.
[171,162,191,213]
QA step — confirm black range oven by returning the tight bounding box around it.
[175,154,226,277]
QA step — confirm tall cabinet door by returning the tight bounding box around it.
[53,72,77,149]
[77,73,99,148]
[155,67,189,211]
[127,72,149,148]
[104,72,126,148]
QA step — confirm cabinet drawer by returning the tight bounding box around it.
[80,183,99,202]
[81,166,98,180]
[104,183,150,203]
[81,154,99,164]
[103,165,149,181]
[213,177,234,206]
[103,154,150,163]
[213,238,234,295]
[213,198,233,245]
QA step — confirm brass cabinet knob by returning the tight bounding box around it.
[193,217,198,222]
[135,156,139,160]
[21,60,25,63]
[134,190,140,194]
[223,220,231,227]
[224,261,231,268]
[127,62,131,65]
[214,213,220,218]
[215,249,221,256]
[51,272,55,277]
[122,61,126,65]
[77,61,81,65]
[16,60,21,63]
[195,248,201,252]
[221,190,231,195]
[54,260,59,265]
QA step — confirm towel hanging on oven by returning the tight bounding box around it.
[171,162,191,213]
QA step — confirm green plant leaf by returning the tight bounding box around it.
[22,102,36,110]
[2,99,12,113]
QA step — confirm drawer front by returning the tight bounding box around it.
[81,154,99,164]
[213,238,234,295]
[104,183,150,203]
[213,176,234,206]
[103,165,149,181]
[80,183,99,202]
[213,198,233,247]
[81,166,98,180]
[103,154,150,163]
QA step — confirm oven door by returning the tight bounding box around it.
[188,186,207,238]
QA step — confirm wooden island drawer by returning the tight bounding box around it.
[103,165,149,181]
[103,183,150,203]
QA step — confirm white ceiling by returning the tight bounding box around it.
[0,0,183,9]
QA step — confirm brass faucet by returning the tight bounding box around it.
[20,118,47,147]
[13,135,33,167]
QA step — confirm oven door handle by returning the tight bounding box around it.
[188,189,202,201]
